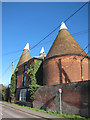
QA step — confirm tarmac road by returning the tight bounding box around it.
[0,102,70,120]
[1,103,42,120]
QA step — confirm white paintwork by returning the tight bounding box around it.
[19,89,27,102]
[40,47,46,60]
[24,43,29,50]
[40,47,44,54]
[60,22,68,30]
[34,56,44,59]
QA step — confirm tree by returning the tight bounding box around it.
[0,84,10,101]
[10,68,17,102]
[0,85,6,101]
[27,62,39,102]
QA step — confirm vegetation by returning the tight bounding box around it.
[10,68,17,102]
[0,84,10,101]
[35,61,43,85]
[0,84,6,101]
[27,60,41,102]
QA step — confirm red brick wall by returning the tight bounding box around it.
[17,59,34,87]
[33,81,89,117]
[43,55,88,85]
[17,65,24,87]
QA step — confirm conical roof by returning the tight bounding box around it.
[17,43,31,67]
[46,22,87,60]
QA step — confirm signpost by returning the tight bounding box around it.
[58,88,62,114]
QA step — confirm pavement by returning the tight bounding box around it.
[0,101,70,120]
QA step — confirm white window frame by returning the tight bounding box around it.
[19,89,27,102]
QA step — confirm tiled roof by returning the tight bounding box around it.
[46,29,87,60]
[17,49,31,67]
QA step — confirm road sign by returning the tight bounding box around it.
[59,88,62,94]
[58,88,62,114]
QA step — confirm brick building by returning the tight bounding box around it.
[15,22,89,103]
[16,44,44,102]
[43,22,89,85]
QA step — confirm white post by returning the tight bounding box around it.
[60,93,62,114]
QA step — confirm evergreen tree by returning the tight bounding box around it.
[10,68,17,102]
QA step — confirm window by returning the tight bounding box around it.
[23,64,27,86]
[23,74,26,86]
[19,89,27,102]
[24,64,27,73]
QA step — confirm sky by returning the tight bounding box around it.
[1,2,88,86]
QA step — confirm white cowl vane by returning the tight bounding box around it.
[40,47,44,54]
[24,43,29,50]
[60,22,68,30]
[40,47,46,57]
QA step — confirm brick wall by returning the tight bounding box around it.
[33,81,89,117]
[43,55,88,85]
[17,65,24,87]
[17,59,33,87]
[17,58,43,87]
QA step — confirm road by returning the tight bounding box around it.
[0,102,69,120]
[1,103,43,120]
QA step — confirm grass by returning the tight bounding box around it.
[7,102,89,120]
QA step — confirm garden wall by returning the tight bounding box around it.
[33,81,90,118]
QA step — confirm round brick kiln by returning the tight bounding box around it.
[43,22,88,85]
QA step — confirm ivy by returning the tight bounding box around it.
[27,60,42,102]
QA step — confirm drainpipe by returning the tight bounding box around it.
[81,55,87,81]
[80,50,90,81]
[81,59,83,81]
